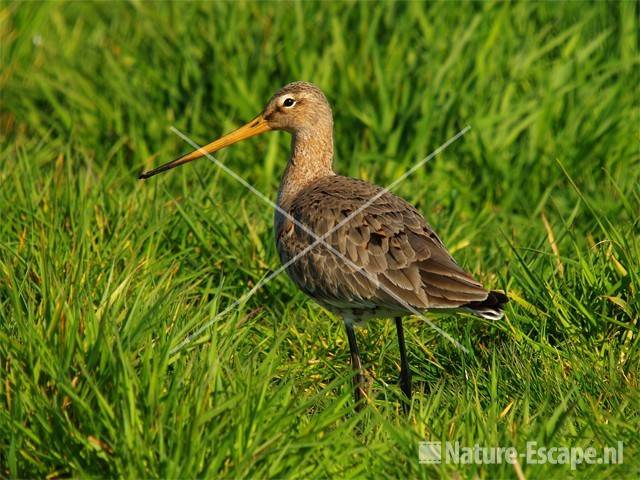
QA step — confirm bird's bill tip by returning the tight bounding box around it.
[137,114,271,180]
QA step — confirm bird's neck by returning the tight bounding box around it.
[276,127,335,209]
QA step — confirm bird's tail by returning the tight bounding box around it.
[463,290,508,320]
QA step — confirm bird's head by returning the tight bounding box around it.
[261,81,333,134]
[139,81,332,179]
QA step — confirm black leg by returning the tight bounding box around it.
[395,317,412,413]
[345,321,366,408]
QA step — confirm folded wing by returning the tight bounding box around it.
[277,176,490,313]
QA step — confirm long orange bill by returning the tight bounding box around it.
[138,114,271,179]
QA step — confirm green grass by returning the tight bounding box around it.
[1,1,639,478]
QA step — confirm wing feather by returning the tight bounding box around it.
[276,176,489,314]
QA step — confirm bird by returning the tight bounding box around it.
[139,81,508,412]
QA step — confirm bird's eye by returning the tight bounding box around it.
[283,98,295,107]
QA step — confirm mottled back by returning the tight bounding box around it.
[276,175,490,319]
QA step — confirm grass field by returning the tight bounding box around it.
[1,1,639,478]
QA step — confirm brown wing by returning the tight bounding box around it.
[276,175,489,313]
